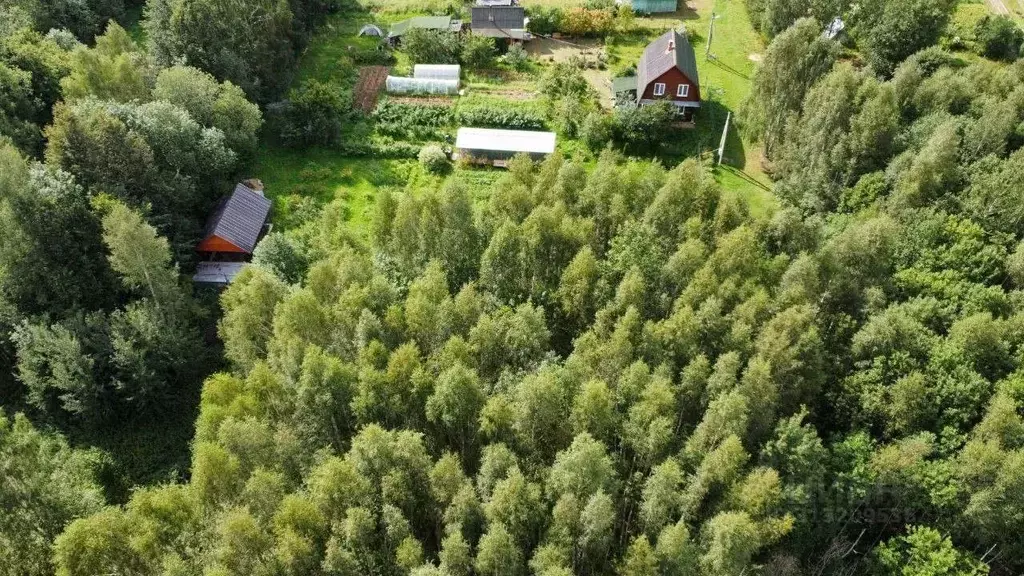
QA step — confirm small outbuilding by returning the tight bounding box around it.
[454,127,556,165]
[470,5,530,41]
[358,24,385,37]
[193,262,249,286]
[196,182,272,257]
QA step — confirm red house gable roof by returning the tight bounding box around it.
[198,183,271,254]
[637,29,700,99]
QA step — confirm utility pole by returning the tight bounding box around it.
[717,111,731,165]
[706,12,717,59]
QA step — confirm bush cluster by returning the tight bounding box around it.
[374,101,453,126]
[337,139,422,158]
[418,143,450,174]
[526,5,621,38]
[455,106,546,130]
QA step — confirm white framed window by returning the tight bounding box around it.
[653,82,666,96]
[677,84,689,97]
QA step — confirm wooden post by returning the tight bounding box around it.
[706,12,716,59]
[717,111,731,165]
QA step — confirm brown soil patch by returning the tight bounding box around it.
[354,66,389,112]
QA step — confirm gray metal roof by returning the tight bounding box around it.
[203,183,271,254]
[193,262,248,285]
[471,6,526,37]
[637,29,699,96]
[477,0,515,5]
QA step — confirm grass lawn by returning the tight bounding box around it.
[253,147,418,234]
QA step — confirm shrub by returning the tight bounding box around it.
[336,140,422,158]
[502,44,530,71]
[455,106,546,130]
[559,8,615,38]
[976,15,1024,61]
[374,102,453,127]
[581,111,613,150]
[462,34,497,69]
[527,6,563,36]
[419,144,450,174]
[279,80,351,147]
[402,28,461,65]
[611,101,676,153]
[252,232,308,284]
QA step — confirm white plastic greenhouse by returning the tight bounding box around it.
[385,76,460,95]
[413,64,461,81]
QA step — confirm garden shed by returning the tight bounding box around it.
[454,127,556,165]
[358,24,384,37]
[196,182,272,256]
[414,64,461,80]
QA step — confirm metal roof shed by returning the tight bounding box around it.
[414,64,461,80]
[193,262,248,285]
[455,127,556,164]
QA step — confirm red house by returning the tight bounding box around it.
[636,29,701,121]
[196,181,271,258]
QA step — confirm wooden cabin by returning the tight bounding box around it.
[194,181,271,285]
[614,29,701,121]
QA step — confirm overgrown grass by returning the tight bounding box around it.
[253,147,417,233]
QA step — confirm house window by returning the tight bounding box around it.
[677,84,689,97]
[653,83,666,96]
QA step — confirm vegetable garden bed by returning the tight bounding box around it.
[354,66,389,112]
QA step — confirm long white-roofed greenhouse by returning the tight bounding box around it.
[454,127,557,165]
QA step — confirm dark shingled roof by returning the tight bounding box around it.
[203,183,271,254]
[637,29,699,96]
[471,6,526,37]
